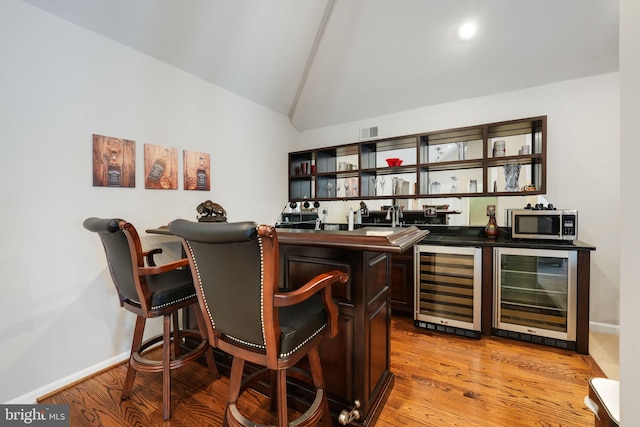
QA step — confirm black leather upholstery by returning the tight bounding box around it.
[83,217,196,309]
[170,220,329,358]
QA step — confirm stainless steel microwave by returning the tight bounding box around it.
[509,209,578,240]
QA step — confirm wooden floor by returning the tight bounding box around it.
[40,316,604,426]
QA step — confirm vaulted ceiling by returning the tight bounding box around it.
[23,0,619,131]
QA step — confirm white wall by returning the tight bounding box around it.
[0,0,296,403]
[299,73,621,327]
[619,0,639,423]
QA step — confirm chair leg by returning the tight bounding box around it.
[276,369,288,427]
[172,311,180,357]
[162,314,172,420]
[194,306,220,379]
[224,357,245,427]
[269,370,278,412]
[308,346,332,426]
[121,315,146,400]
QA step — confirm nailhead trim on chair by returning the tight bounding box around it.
[184,241,216,330]
[224,334,266,351]
[257,235,266,347]
[279,324,326,358]
[151,294,196,310]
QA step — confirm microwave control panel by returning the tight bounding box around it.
[562,215,577,236]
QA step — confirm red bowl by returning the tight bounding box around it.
[386,158,400,167]
[396,159,403,166]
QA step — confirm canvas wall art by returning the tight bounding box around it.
[144,144,178,190]
[183,150,210,191]
[92,134,136,187]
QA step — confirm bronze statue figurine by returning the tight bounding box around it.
[196,200,227,222]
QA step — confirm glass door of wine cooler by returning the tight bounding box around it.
[493,247,577,346]
[414,245,482,338]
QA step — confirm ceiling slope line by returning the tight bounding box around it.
[288,0,335,124]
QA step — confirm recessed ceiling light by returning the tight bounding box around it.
[457,21,477,41]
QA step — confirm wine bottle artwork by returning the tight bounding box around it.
[107,150,121,187]
[196,157,207,190]
[183,150,210,191]
[93,134,135,188]
[148,148,168,182]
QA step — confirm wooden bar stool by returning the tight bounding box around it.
[83,217,220,420]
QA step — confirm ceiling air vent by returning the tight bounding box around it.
[359,126,379,140]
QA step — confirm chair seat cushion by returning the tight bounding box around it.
[144,269,197,310]
[278,294,328,358]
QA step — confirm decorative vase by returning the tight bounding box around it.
[503,163,521,191]
[485,215,499,238]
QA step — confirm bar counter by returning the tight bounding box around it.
[275,226,428,426]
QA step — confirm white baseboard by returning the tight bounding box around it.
[6,351,129,404]
[590,321,620,335]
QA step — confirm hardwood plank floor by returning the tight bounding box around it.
[39,316,604,426]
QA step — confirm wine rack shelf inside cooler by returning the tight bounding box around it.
[414,245,481,338]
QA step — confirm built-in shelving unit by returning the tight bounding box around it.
[288,116,546,201]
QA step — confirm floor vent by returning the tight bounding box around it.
[492,328,576,351]
[359,126,379,140]
[414,320,481,339]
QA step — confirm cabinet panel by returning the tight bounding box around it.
[389,252,414,316]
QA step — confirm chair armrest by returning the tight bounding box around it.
[274,270,348,338]
[139,258,189,275]
[143,248,163,266]
[273,270,348,307]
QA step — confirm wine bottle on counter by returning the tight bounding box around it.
[148,148,168,182]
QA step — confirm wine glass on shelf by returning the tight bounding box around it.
[371,177,378,196]
[343,179,350,197]
[450,176,458,193]
[335,182,341,197]
[380,177,386,195]
[327,181,333,198]
[435,147,443,162]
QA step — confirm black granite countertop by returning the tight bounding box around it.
[415,225,595,251]
[276,223,596,251]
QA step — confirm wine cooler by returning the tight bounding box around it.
[493,247,577,350]
[414,245,482,338]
